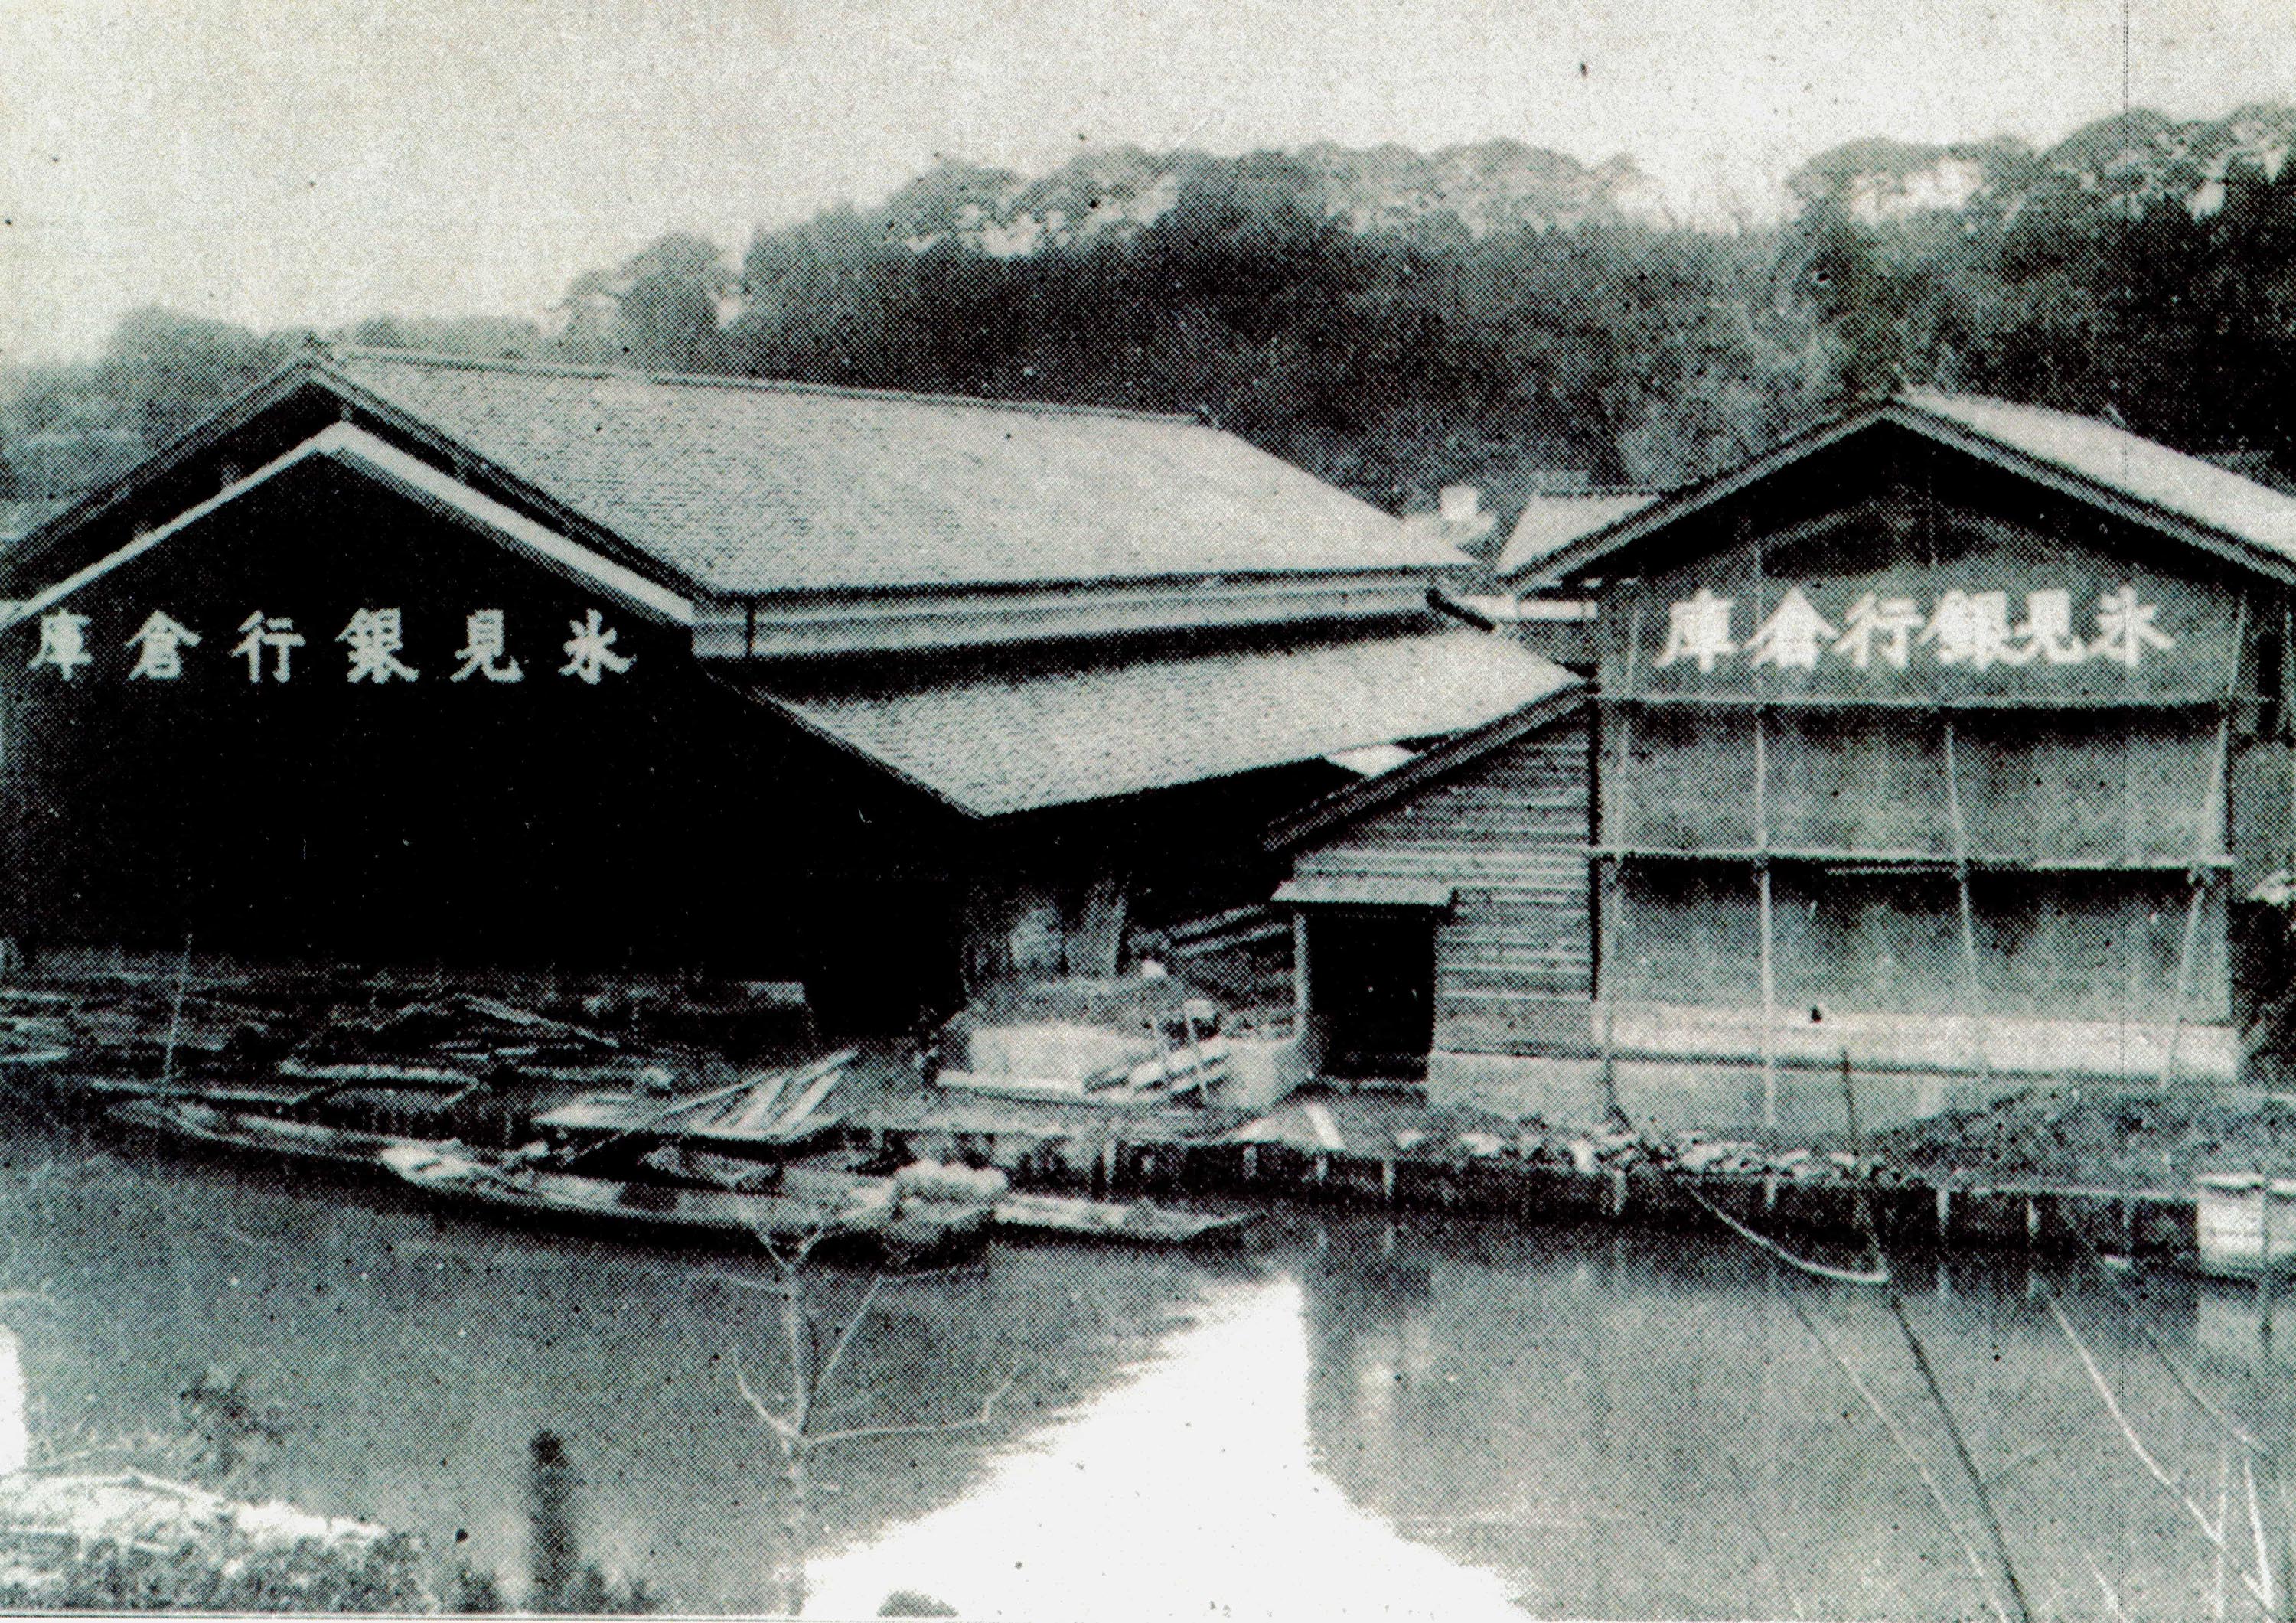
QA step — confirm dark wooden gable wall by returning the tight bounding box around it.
[0,459,977,1025]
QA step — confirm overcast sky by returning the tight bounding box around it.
[2,0,2289,363]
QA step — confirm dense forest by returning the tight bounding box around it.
[6,104,2295,538]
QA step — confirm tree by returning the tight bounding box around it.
[732,1224,1017,1615]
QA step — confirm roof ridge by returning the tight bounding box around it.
[314,342,1200,428]
[1898,389,2291,494]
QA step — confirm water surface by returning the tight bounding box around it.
[1,1126,2287,1619]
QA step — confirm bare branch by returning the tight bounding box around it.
[2042,1288,2275,1613]
[810,1273,886,1405]
[1836,1058,2034,1623]
[2043,1291,2221,1537]
[1790,1297,2011,1623]
[807,1366,1023,1452]
[731,1351,800,1445]
[2245,1453,2278,1619]
[2074,1236,2265,1457]
[2219,1448,2235,1623]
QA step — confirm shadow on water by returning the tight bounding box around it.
[0,1126,2288,1618]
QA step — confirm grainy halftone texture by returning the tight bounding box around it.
[742,624,1575,814]
[326,347,1456,594]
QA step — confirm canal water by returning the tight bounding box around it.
[1,1123,2290,1620]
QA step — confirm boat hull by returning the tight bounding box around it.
[380,1144,986,1264]
[107,1097,404,1169]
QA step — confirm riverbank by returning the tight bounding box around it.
[860,1079,2296,1266]
[9,965,2286,1269]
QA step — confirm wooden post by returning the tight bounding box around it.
[2164,594,2245,1090]
[1291,911,1312,1024]
[1942,718,1993,1087]
[1599,601,1645,1120]
[1755,704,1778,1131]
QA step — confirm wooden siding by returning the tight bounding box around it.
[1290,719,1593,1054]
[1590,469,2263,1046]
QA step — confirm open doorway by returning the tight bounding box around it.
[1307,909,1437,1080]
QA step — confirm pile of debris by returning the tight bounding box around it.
[1870,1086,2296,1191]
[8,970,830,1141]
[1231,1095,1921,1188]
[0,1471,425,1611]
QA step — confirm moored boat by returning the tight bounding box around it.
[378,1142,987,1263]
[988,1190,1256,1247]
[787,1155,1257,1248]
[107,1097,407,1168]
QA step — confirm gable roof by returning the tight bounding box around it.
[13,345,1458,608]
[733,624,1577,817]
[1492,490,1662,579]
[312,348,1453,597]
[1514,393,2296,588]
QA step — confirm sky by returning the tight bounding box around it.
[1,0,2291,363]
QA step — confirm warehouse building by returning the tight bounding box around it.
[1277,393,2296,1129]
[0,345,1570,1031]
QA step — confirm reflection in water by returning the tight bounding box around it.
[5,1132,2296,1619]
[804,1275,1525,1621]
[0,1325,23,1475]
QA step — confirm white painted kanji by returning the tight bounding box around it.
[559,609,631,684]
[1917,589,2029,670]
[1652,580,2177,675]
[1832,592,1925,670]
[338,608,419,683]
[1650,588,1737,673]
[125,611,201,680]
[449,610,523,683]
[2010,588,2088,665]
[231,613,305,683]
[1743,588,1838,670]
[2090,584,2176,668]
[28,611,92,680]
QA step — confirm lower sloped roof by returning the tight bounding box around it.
[736,624,1577,817]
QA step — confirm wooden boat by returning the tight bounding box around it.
[107,1097,405,1168]
[989,1190,1257,1247]
[378,1142,988,1263]
[786,1156,1257,1249]
[2196,1172,2296,1276]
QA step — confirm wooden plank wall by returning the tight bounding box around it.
[1290,718,1593,1055]
[1613,867,2225,1022]
[1609,709,2219,862]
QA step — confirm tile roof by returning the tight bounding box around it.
[1492,490,1660,578]
[1902,392,2296,565]
[1515,391,2296,587]
[739,624,1578,816]
[320,348,1457,596]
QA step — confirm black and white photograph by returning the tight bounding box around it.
[3,1,2296,1615]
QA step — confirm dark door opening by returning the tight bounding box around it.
[1309,909,1437,1080]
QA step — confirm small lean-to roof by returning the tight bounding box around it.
[1517,392,2296,588]
[736,624,1578,817]
[314,348,1455,595]
[1492,490,1660,579]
